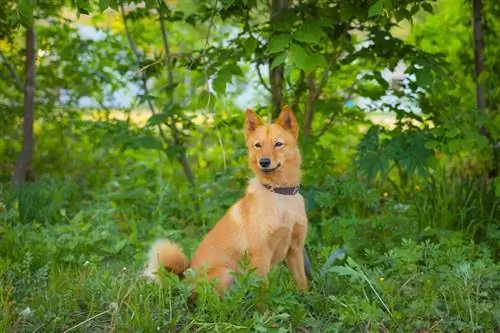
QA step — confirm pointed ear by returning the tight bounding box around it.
[244,109,264,138]
[275,105,298,138]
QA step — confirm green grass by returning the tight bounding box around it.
[1,174,499,332]
[1,117,498,332]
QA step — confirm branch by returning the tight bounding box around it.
[291,70,306,114]
[313,58,335,100]
[256,64,271,93]
[119,1,172,147]
[0,50,24,92]
[158,4,196,187]
[119,3,156,114]
[315,80,358,139]
[158,7,174,93]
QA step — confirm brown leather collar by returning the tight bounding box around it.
[262,184,300,195]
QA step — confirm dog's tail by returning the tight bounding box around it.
[142,239,189,281]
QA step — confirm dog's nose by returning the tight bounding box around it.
[259,158,271,168]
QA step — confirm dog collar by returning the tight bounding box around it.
[262,184,300,195]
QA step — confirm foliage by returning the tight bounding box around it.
[0,0,499,331]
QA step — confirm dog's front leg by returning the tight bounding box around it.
[249,250,272,277]
[285,223,308,291]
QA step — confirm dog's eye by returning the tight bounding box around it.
[274,141,284,148]
[254,143,262,148]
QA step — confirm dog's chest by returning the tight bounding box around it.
[273,194,306,226]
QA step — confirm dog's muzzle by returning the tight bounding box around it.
[260,163,282,173]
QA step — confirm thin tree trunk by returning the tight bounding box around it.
[158,5,196,187]
[473,0,485,112]
[120,3,195,186]
[472,0,498,177]
[12,26,36,186]
[269,0,288,119]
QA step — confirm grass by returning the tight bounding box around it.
[1,172,499,332]
[0,114,498,332]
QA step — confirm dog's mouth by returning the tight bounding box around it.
[260,163,282,173]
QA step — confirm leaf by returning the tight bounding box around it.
[271,10,296,32]
[329,265,360,278]
[448,139,461,153]
[293,21,327,45]
[18,0,33,26]
[267,34,290,54]
[422,3,433,14]
[226,63,243,77]
[289,43,309,71]
[198,90,216,109]
[77,0,91,15]
[424,140,440,149]
[99,0,110,11]
[368,0,384,18]
[145,0,157,10]
[147,113,168,126]
[270,53,287,70]
[112,239,128,254]
[109,0,119,10]
[130,136,163,150]
[310,53,327,69]
[415,69,433,87]
[444,127,460,138]
[244,37,258,55]
[212,67,232,94]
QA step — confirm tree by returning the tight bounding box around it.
[11,26,36,186]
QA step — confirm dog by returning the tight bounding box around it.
[143,105,308,295]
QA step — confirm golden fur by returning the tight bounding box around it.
[144,106,308,294]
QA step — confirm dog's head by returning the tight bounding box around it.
[244,106,301,185]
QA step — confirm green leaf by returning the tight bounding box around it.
[226,63,243,77]
[340,4,356,21]
[271,10,296,32]
[198,90,216,109]
[77,0,91,15]
[415,69,433,87]
[244,37,258,55]
[109,0,119,10]
[329,265,360,278]
[289,43,309,71]
[145,0,157,10]
[99,0,110,11]
[213,67,232,94]
[270,53,287,70]
[293,21,327,45]
[448,139,461,153]
[444,127,460,138]
[130,136,163,150]
[424,140,440,149]
[267,34,290,54]
[368,0,384,17]
[422,3,433,13]
[18,0,33,26]
[112,239,128,254]
[147,113,168,126]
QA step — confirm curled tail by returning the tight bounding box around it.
[142,239,189,281]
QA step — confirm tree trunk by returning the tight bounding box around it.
[473,0,499,178]
[473,0,485,112]
[12,26,36,186]
[269,0,288,119]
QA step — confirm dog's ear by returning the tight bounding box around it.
[244,109,264,138]
[276,105,298,138]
